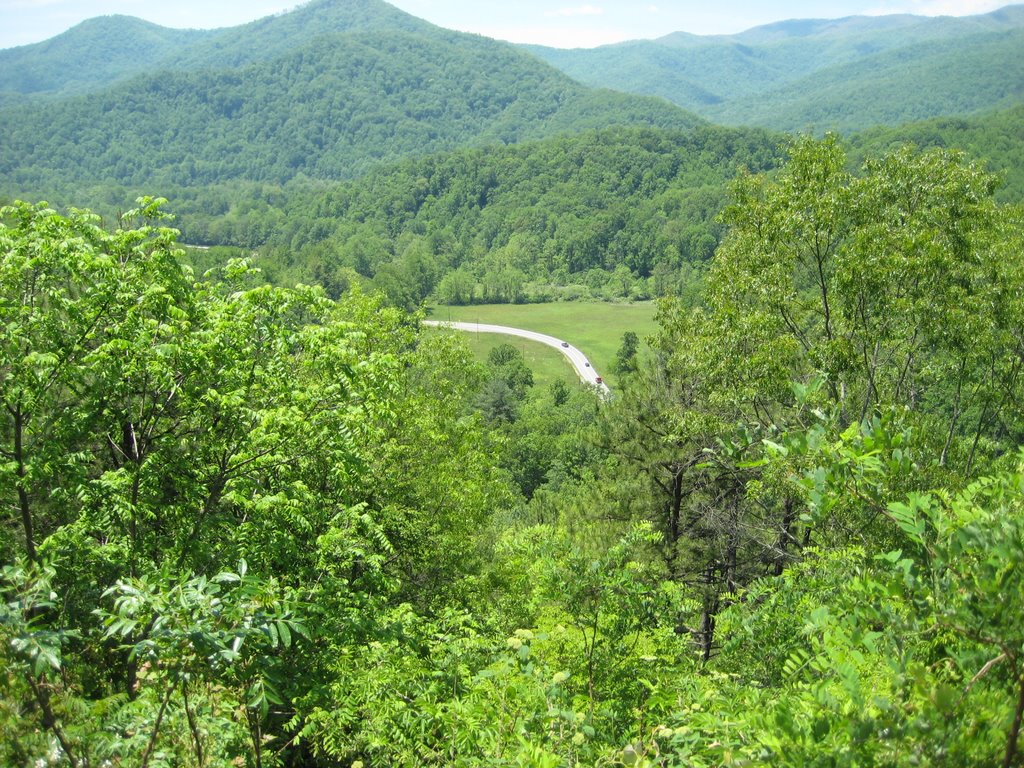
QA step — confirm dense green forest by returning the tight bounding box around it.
[147,115,1024,309]
[526,5,1024,133]
[706,28,1024,133]
[0,125,784,308]
[0,17,211,101]
[849,103,1024,202]
[0,0,699,194]
[4,137,1024,766]
[3,2,1024,764]
[0,32,693,189]
[201,125,784,304]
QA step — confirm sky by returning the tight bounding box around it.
[0,0,1012,50]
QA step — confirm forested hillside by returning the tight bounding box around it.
[4,1,1024,764]
[0,0,699,194]
[0,17,210,101]
[4,138,1024,767]
[849,103,1024,202]
[526,5,1024,132]
[0,0,438,100]
[180,125,785,303]
[708,28,1024,132]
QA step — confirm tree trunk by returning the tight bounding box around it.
[774,498,797,577]
[13,404,37,563]
[666,462,684,577]
[1002,670,1024,768]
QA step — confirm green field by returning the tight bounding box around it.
[426,302,660,389]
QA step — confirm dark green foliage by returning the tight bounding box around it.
[614,331,640,375]
[240,125,783,295]
[476,343,534,422]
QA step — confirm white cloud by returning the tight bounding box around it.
[544,5,604,18]
[474,23,622,48]
[918,0,1006,13]
[0,0,71,8]
[865,0,1007,16]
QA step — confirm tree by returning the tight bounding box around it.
[0,200,497,762]
[436,267,476,305]
[0,198,190,567]
[487,343,535,399]
[590,136,1021,662]
[614,331,640,375]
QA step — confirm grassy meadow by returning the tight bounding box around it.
[425,301,660,388]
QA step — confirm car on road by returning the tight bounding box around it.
[595,377,603,384]
[561,341,569,348]
[584,362,590,367]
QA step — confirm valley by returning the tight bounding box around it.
[1,1,1023,765]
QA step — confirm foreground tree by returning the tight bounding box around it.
[592,135,1023,660]
[0,200,515,764]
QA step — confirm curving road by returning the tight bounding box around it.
[423,320,610,396]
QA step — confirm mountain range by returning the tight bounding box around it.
[1,0,1022,205]
[0,0,698,193]
[525,5,1024,133]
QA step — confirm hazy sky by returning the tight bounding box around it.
[0,0,1011,50]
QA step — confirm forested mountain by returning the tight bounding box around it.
[159,0,436,71]
[0,16,211,101]
[525,5,1024,132]
[0,0,435,100]
[710,28,1024,132]
[0,0,700,193]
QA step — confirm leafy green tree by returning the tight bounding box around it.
[486,343,535,400]
[0,199,189,566]
[614,331,640,375]
[0,200,518,763]
[436,266,477,305]
[586,135,1021,663]
[98,561,306,765]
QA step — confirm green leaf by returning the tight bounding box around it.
[276,620,292,648]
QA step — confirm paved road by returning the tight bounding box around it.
[423,320,610,395]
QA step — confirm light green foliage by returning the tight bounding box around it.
[709,135,1019,471]
[302,522,687,766]
[0,199,516,764]
[701,450,1024,766]
[97,561,306,765]
[0,198,189,565]
[1,127,1020,765]
[551,135,1022,751]
[850,104,1024,204]
[304,606,594,767]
